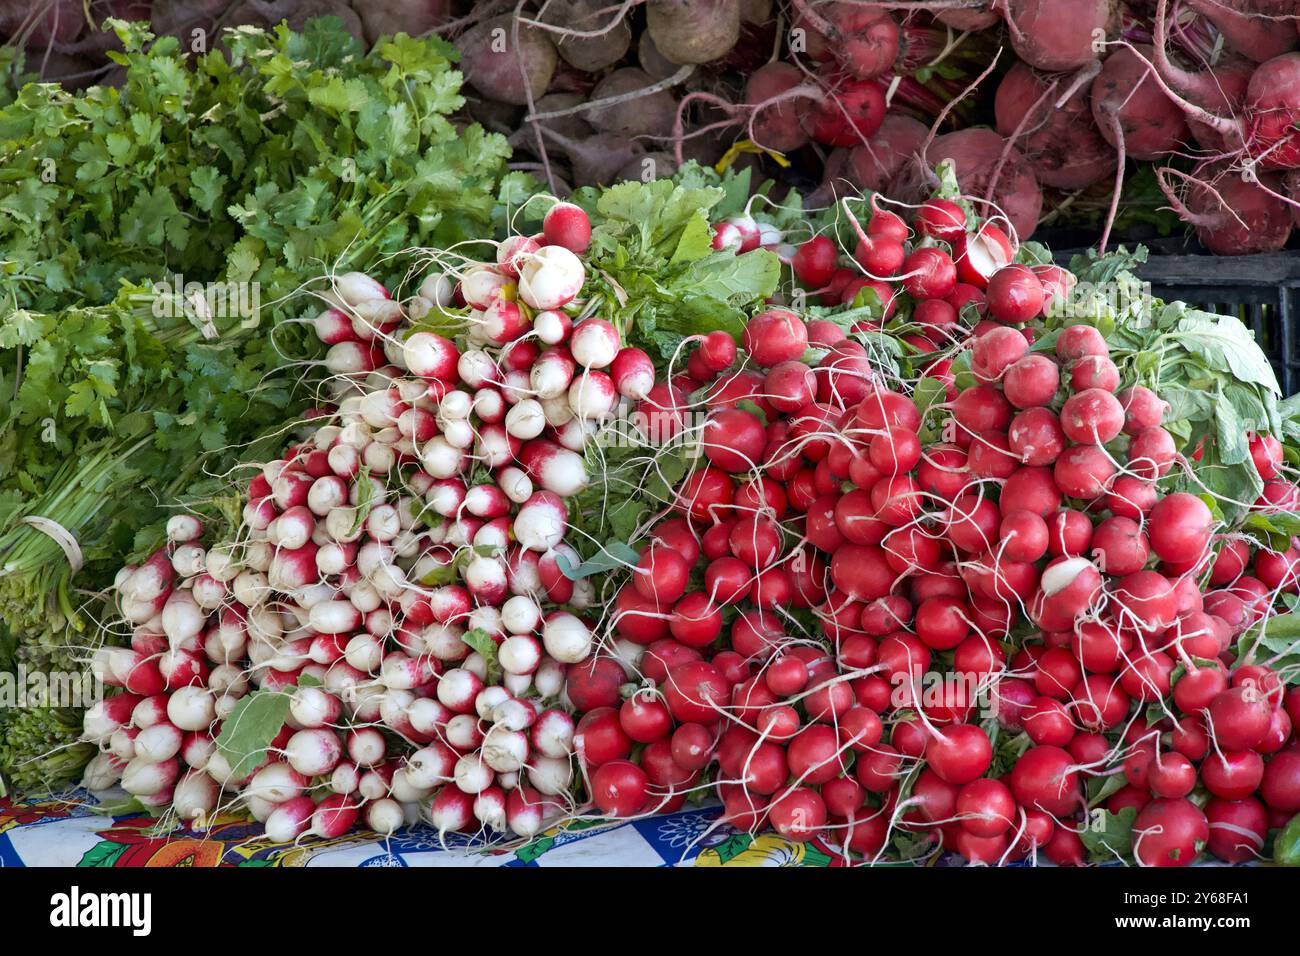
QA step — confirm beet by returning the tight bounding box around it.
[457,14,558,107]
[356,0,450,46]
[1002,0,1118,72]
[842,114,929,193]
[994,62,1116,190]
[1246,53,1300,170]
[586,68,678,139]
[1187,0,1297,62]
[647,0,742,65]
[1159,162,1293,255]
[745,62,811,154]
[794,1,901,79]
[542,0,633,73]
[1092,45,1190,161]
[936,6,1000,30]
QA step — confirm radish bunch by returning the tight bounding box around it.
[1100,533,1300,867]
[788,195,1066,342]
[560,194,1300,865]
[80,204,662,842]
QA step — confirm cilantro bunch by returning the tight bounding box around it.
[0,18,517,310]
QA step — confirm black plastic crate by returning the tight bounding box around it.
[1132,253,1300,396]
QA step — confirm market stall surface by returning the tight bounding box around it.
[0,790,927,867]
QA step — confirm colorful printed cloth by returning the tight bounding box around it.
[0,789,930,867]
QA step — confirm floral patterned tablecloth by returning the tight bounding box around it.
[0,789,921,867]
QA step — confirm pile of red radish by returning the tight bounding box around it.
[562,194,1300,865]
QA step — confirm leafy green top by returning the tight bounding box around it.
[0,18,515,637]
[566,175,781,360]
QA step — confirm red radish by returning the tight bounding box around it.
[786,724,846,786]
[1260,751,1300,813]
[868,426,921,475]
[853,235,905,276]
[1059,388,1124,444]
[575,707,632,769]
[1007,408,1065,467]
[335,271,389,305]
[1128,427,1177,479]
[768,787,827,842]
[952,383,1012,435]
[1133,798,1208,867]
[1207,687,1273,751]
[743,310,808,368]
[985,265,1044,324]
[610,347,655,400]
[1069,355,1120,392]
[542,202,592,253]
[591,760,648,817]
[926,723,992,785]
[566,657,624,711]
[998,356,1060,408]
[971,327,1029,383]
[619,695,673,744]
[1249,433,1283,479]
[953,224,1015,291]
[1036,555,1103,625]
[1147,493,1214,564]
[1201,750,1265,801]
[1113,570,1180,634]
[634,545,691,604]
[900,248,957,301]
[662,661,728,724]
[1053,444,1115,499]
[867,207,909,243]
[497,235,541,278]
[792,235,839,287]
[915,199,967,241]
[703,408,766,473]
[698,331,737,372]
[1118,386,1167,435]
[459,267,510,311]
[851,739,903,795]
[314,307,359,345]
[1010,745,1080,816]
[1000,510,1049,563]
[1205,797,1268,864]
[480,298,530,344]
[519,439,588,497]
